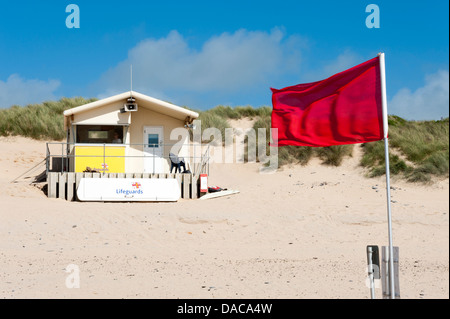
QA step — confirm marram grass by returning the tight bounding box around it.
[0,97,97,140]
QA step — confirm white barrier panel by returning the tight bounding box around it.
[77,178,181,202]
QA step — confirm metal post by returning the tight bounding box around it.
[65,145,68,172]
[367,247,376,299]
[379,53,395,299]
[66,129,69,172]
[46,143,49,176]
[384,137,395,299]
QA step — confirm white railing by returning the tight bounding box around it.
[46,142,210,176]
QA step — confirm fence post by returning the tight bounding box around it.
[191,174,198,199]
[48,172,57,198]
[66,173,75,201]
[183,174,190,199]
[58,173,66,200]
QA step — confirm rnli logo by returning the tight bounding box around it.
[132,182,141,189]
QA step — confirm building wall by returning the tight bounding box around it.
[72,101,131,125]
[127,107,189,173]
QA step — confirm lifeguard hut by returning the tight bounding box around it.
[46,91,209,201]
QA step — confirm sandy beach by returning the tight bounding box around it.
[0,135,448,299]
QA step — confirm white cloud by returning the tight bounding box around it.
[321,50,362,78]
[389,70,449,120]
[0,74,60,108]
[302,50,362,82]
[94,28,303,106]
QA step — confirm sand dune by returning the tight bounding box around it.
[0,135,448,299]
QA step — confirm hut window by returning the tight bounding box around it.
[76,125,124,144]
[147,134,159,147]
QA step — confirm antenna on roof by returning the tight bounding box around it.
[124,65,136,108]
[130,64,133,98]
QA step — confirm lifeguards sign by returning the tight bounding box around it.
[77,178,180,201]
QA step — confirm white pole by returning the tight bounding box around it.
[378,52,395,299]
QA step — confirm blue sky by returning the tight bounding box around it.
[0,0,448,120]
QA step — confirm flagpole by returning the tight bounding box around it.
[378,52,395,299]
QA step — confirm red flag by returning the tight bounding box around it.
[271,57,384,147]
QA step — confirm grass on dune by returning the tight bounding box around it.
[360,116,449,182]
[0,97,97,140]
[194,105,271,143]
[196,111,231,144]
[205,105,272,120]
